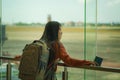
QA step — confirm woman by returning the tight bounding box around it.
[40,21,95,80]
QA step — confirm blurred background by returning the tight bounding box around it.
[0,0,120,80]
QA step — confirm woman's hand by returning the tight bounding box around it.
[87,61,97,66]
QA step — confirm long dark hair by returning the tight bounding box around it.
[40,21,61,42]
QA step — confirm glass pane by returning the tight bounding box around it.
[1,0,85,80]
[96,0,120,80]
[85,0,97,80]
[97,0,120,68]
[85,0,120,80]
[58,0,85,80]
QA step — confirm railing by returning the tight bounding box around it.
[0,56,120,80]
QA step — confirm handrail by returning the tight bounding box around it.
[0,56,120,73]
[0,56,20,61]
[58,63,120,73]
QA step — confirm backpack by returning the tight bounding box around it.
[18,40,50,80]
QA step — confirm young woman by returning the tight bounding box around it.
[40,21,96,80]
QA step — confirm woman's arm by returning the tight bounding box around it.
[53,42,95,67]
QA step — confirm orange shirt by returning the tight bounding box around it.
[52,41,92,67]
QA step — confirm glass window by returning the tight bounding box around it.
[1,0,120,80]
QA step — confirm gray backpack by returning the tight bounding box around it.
[18,40,50,80]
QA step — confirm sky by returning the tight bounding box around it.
[1,0,120,24]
